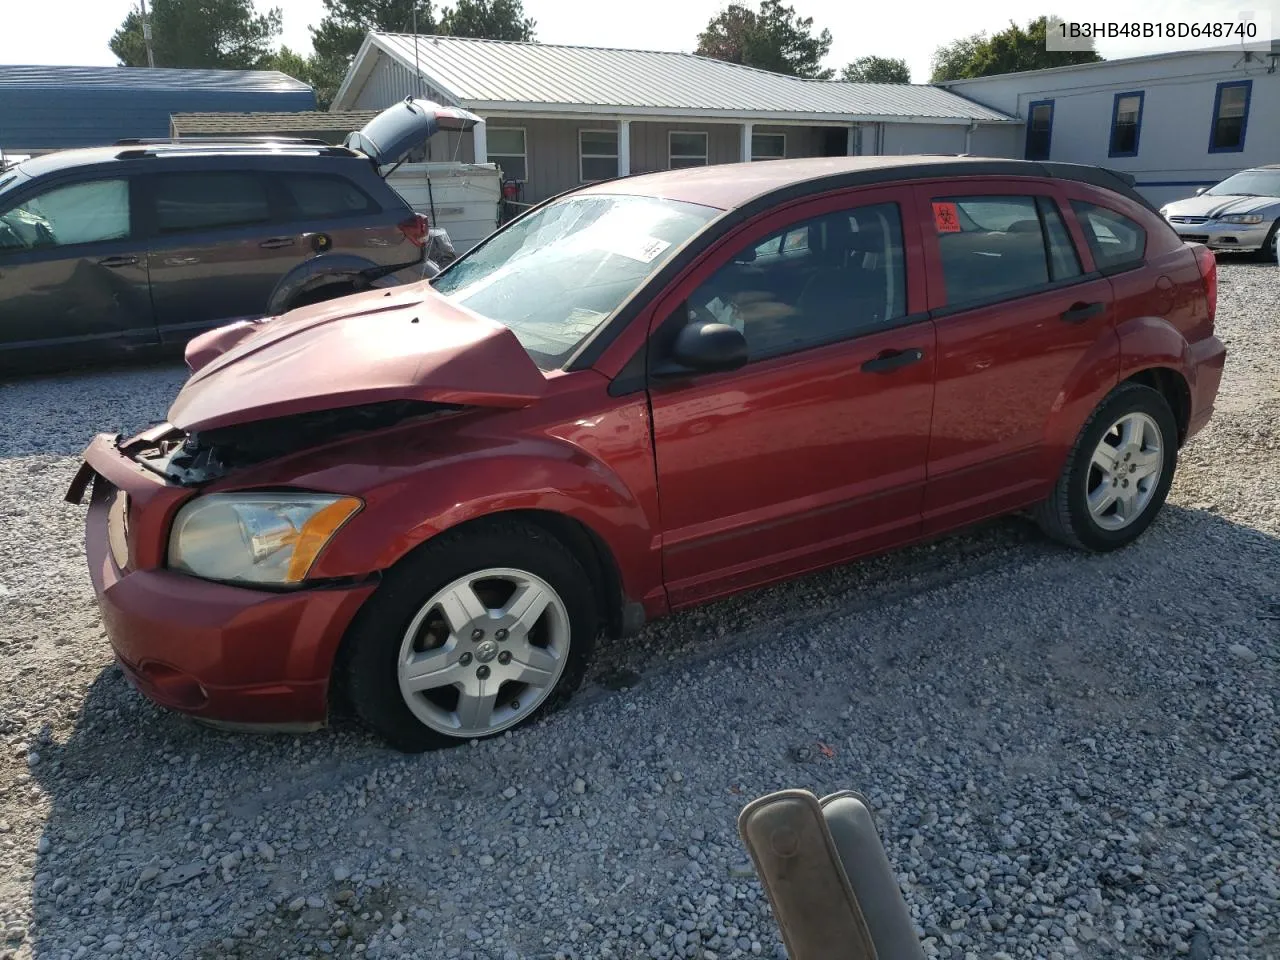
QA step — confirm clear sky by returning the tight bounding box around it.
[2,0,1277,82]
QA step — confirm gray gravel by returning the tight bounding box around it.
[1,262,1278,960]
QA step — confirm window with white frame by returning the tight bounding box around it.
[751,132,786,161]
[669,131,708,169]
[488,127,527,181]
[579,130,618,182]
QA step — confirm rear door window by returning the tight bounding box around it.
[279,174,379,219]
[1070,201,1146,271]
[151,172,273,234]
[930,194,1083,306]
[0,178,131,251]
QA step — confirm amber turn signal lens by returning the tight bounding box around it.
[286,497,363,581]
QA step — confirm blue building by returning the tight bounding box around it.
[0,64,315,153]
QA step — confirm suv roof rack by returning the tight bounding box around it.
[113,141,360,160]
[114,136,335,146]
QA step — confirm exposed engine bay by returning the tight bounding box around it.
[124,400,460,486]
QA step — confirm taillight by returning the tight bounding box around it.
[1192,242,1217,327]
[398,213,430,247]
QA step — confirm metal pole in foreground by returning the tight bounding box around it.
[738,789,926,960]
[140,0,156,67]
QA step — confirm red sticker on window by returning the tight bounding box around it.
[932,202,962,233]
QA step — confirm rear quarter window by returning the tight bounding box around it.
[280,174,379,219]
[1071,201,1147,271]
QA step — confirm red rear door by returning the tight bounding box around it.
[911,180,1118,535]
[645,186,936,607]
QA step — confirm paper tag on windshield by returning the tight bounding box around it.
[601,234,672,264]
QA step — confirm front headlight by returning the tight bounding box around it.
[168,493,362,585]
[1218,214,1264,224]
[1159,205,1170,217]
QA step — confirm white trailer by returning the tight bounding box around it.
[388,161,501,254]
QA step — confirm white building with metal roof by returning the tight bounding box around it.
[332,34,1018,203]
[939,42,1280,207]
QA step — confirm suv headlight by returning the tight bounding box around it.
[169,493,362,585]
[1218,214,1264,224]
[1159,205,1170,217]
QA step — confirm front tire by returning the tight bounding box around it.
[1033,383,1178,552]
[341,519,597,752]
[1255,220,1280,263]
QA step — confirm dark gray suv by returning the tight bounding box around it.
[0,99,479,372]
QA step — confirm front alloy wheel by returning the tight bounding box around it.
[397,569,571,738]
[341,519,596,752]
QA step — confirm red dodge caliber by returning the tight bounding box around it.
[68,156,1226,751]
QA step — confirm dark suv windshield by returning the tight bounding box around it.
[431,193,718,367]
[1206,170,1280,197]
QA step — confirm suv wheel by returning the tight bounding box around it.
[341,519,597,752]
[1033,382,1178,552]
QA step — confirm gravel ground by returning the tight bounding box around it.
[0,262,1277,960]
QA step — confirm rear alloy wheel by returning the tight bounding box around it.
[1033,383,1178,551]
[341,520,596,752]
[1085,412,1164,531]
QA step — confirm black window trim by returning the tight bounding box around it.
[1034,194,1084,282]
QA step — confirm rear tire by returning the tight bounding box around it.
[341,519,597,752]
[1033,383,1178,552]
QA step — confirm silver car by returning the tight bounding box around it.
[1159,165,1280,261]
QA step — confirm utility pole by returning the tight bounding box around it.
[139,0,156,67]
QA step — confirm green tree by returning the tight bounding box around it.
[110,0,282,69]
[439,0,535,40]
[696,0,833,79]
[310,0,436,70]
[840,56,910,83]
[930,15,1101,81]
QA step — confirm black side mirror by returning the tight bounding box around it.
[658,320,748,377]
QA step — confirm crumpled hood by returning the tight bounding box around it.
[168,283,547,433]
[1164,194,1280,218]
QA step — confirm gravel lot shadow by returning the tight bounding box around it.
[17,503,1279,959]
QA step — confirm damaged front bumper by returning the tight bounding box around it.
[68,432,376,727]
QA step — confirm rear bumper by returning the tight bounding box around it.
[1187,335,1227,440]
[78,436,375,726]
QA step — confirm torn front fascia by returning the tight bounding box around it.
[158,399,461,485]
